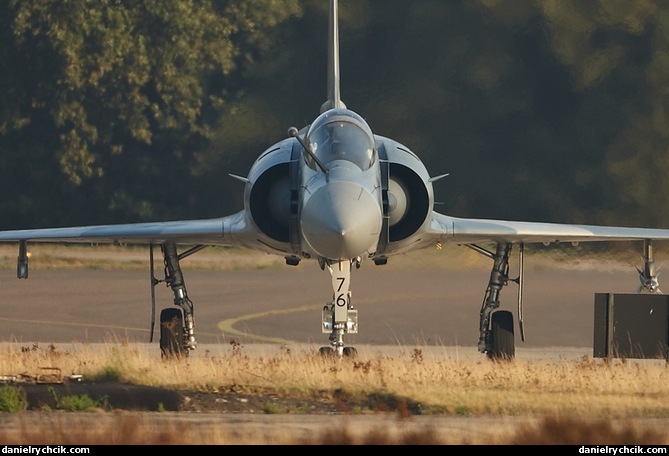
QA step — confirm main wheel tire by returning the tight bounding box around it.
[343,347,358,358]
[318,346,335,357]
[487,310,515,360]
[160,308,185,359]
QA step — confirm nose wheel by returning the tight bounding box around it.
[319,259,359,357]
[319,346,358,357]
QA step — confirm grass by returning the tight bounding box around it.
[0,244,286,272]
[47,386,110,412]
[0,341,668,444]
[0,241,659,273]
[0,384,28,412]
[0,413,666,445]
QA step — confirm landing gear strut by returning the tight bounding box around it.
[637,239,662,293]
[320,259,359,357]
[470,242,517,360]
[152,243,205,358]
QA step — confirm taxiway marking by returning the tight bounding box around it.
[0,317,226,338]
[217,304,319,344]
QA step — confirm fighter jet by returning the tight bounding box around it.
[0,0,667,360]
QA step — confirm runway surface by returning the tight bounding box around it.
[0,250,646,353]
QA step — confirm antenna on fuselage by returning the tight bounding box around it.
[288,127,329,174]
[320,0,346,113]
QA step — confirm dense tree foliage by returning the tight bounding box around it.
[1,0,669,229]
[0,0,303,226]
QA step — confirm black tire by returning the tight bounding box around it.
[160,308,185,359]
[318,346,335,357]
[487,310,515,360]
[343,347,358,358]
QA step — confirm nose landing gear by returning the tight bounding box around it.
[319,259,359,357]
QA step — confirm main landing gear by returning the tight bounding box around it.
[469,242,524,361]
[149,242,205,359]
[637,239,662,293]
[319,258,360,357]
[469,238,664,360]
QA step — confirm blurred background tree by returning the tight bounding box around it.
[0,0,303,227]
[1,0,668,230]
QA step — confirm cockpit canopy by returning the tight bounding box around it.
[305,109,375,171]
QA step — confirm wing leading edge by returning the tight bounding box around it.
[0,210,260,247]
[429,211,669,245]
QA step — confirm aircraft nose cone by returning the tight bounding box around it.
[301,181,382,259]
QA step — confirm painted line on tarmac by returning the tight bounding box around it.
[217,304,319,344]
[0,317,222,338]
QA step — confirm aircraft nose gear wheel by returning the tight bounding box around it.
[320,259,359,357]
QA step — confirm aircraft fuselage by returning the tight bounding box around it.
[299,109,383,260]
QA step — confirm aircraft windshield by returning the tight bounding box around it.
[306,114,375,171]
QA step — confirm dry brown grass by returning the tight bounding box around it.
[0,341,668,444]
[6,342,669,419]
[0,244,286,272]
[0,242,651,273]
[0,413,666,445]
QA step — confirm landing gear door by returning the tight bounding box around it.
[332,261,350,324]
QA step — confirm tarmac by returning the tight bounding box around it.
[0,253,645,352]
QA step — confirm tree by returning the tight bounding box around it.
[0,0,302,226]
